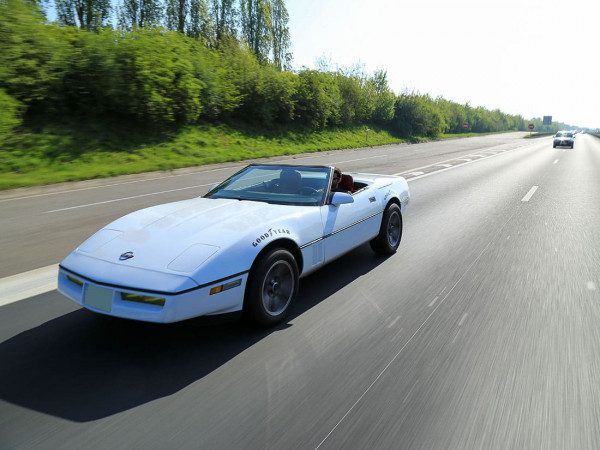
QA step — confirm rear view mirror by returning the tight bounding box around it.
[330,192,354,206]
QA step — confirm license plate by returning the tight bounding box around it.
[84,285,113,312]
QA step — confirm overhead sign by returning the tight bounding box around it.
[543,116,552,125]
[528,124,535,130]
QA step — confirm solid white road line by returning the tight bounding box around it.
[407,171,425,176]
[521,185,539,202]
[0,264,58,307]
[334,154,387,164]
[1,153,389,204]
[43,183,215,213]
[38,155,389,213]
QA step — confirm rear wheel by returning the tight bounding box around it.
[370,203,402,255]
[244,248,299,326]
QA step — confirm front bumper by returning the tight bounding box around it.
[554,140,573,147]
[58,267,248,323]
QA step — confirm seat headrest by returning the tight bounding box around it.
[280,169,301,183]
[339,174,354,193]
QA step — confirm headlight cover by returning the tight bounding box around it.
[167,243,220,273]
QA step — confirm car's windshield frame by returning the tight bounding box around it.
[204,164,334,206]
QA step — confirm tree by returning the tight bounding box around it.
[369,69,395,124]
[117,0,162,30]
[270,0,290,69]
[165,0,187,33]
[211,0,236,43]
[188,0,212,41]
[55,0,111,30]
[240,0,271,63]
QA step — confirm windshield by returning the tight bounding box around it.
[556,132,573,137]
[205,165,331,206]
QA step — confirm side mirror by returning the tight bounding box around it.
[330,192,354,206]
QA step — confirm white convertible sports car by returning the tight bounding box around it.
[58,164,410,325]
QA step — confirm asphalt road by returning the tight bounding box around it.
[2,132,600,448]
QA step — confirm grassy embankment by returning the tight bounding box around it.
[0,122,510,190]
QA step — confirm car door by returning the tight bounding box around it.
[320,187,382,262]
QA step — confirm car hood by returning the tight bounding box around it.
[71,197,304,274]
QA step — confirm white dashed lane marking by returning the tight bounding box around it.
[553,159,559,164]
[521,185,539,202]
[387,315,401,328]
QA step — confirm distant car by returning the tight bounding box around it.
[58,164,410,325]
[553,131,574,148]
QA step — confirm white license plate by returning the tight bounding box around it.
[84,285,113,312]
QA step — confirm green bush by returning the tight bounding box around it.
[0,0,64,109]
[112,29,204,126]
[392,94,444,138]
[294,70,342,129]
[0,89,21,142]
[253,67,298,124]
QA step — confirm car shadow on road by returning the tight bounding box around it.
[0,244,389,422]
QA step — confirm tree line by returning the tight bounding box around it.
[1,0,530,145]
[53,0,291,69]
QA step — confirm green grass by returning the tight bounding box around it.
[0,121,404,190]
[0,121,513,190]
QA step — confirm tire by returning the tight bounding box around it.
[553,144,556,148]
[370,203,402,255]
[244,248,299,326]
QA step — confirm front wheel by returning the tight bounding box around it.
[370,203,402,255]
[244,248,299,326]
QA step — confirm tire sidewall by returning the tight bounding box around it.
[245,248,299,326]
[383,203,402,252]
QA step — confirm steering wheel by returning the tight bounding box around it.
[299,187,319,196]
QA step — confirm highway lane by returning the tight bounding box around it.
[0,132,528,278]
[1,133,599,448]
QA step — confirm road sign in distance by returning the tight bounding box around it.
[543,116,552,125]
[528,124,535,130]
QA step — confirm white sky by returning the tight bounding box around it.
[287,0,599,128]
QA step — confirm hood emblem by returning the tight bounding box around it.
[119,251,134,261]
